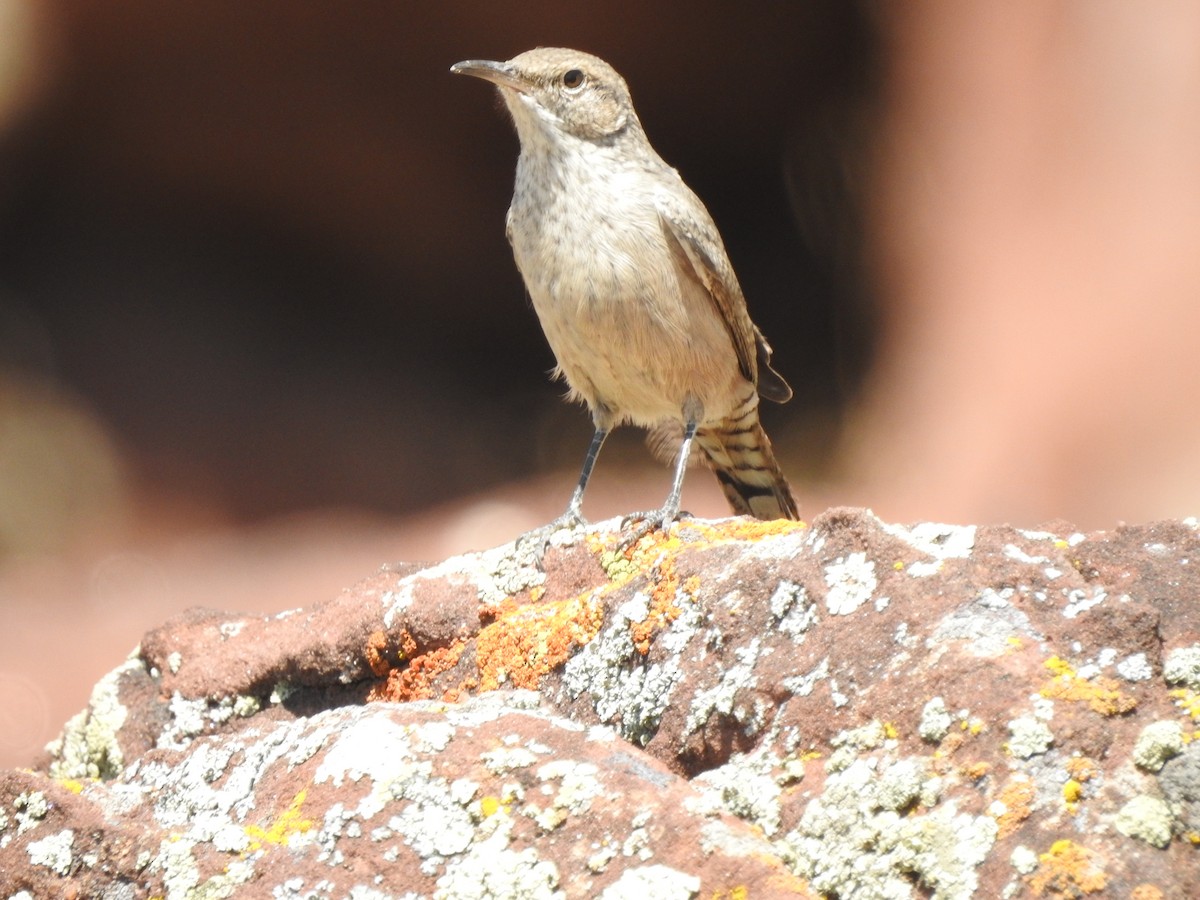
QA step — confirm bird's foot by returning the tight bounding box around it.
[618,506,691,549]
[515,509,589,564]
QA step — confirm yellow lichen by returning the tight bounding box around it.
[244,789,313,851]
[1169,688,1200,720]
[478,794,510,818]
[593,516,804,586]
[1062,779,1083,809]
[1044,656,1075,677]
[1039,659,1135,716]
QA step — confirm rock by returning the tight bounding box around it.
[5,509,1200,897]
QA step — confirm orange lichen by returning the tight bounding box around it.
[474,593,604,691]
[629,558,686,655]
[993,777,1037,838]
[1039,658,1135,716]
[935,729,986,776]
[375,515,809,708]
[1027,840,1107,896]
[399,629,417,658]
[374,640,466,702]
[365,630,391,677]
[1131,884,1164,900]
[1064,756,1100,783]
[935,731,966,759]
[962,761,991,781]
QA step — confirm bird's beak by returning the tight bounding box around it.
[450,59,530,94]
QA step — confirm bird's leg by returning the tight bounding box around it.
[621,415,698,545]
[550,425,608,529]
[516,425,608,557]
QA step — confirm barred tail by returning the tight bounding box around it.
[696,399,799,521]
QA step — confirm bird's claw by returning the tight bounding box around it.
[618,507,691,549]
[515,510,589,564]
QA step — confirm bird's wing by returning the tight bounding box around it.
[656,188,792,403]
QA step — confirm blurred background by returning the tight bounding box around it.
[3,1,1200,766]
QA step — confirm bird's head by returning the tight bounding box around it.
[452,47,641,145]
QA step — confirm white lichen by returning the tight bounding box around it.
[769,581,816,641]
[782,755,996,899]
[598,864,700,899]
[684,639,763,735]
[1132,721,1185,772]
[47,657,142,780]
[1114,795,1173,848]
[1116,653,1153,682]
[824,553,877,615]
[1006,717,1053,759]
[919,697,953,743]
[26,828,74,876]
[1164,645,1200,689]
[692,748,784,836]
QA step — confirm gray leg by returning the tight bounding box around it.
[558,426,608,526]
[622,415,698,542]
[658,417,697,523]
[516,425,609,560]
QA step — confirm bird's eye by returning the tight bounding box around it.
[562,69,585,90]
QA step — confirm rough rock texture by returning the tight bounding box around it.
[5,508,1200,898]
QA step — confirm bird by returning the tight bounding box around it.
[450,48,798,539]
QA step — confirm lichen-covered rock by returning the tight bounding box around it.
[5,693,801,898]
[5,509,1200,897]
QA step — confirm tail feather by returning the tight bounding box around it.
[696,415,799,521]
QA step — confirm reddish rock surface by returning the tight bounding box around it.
[4,508,1200,897]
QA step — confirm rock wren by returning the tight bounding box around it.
[451,48,798,534]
